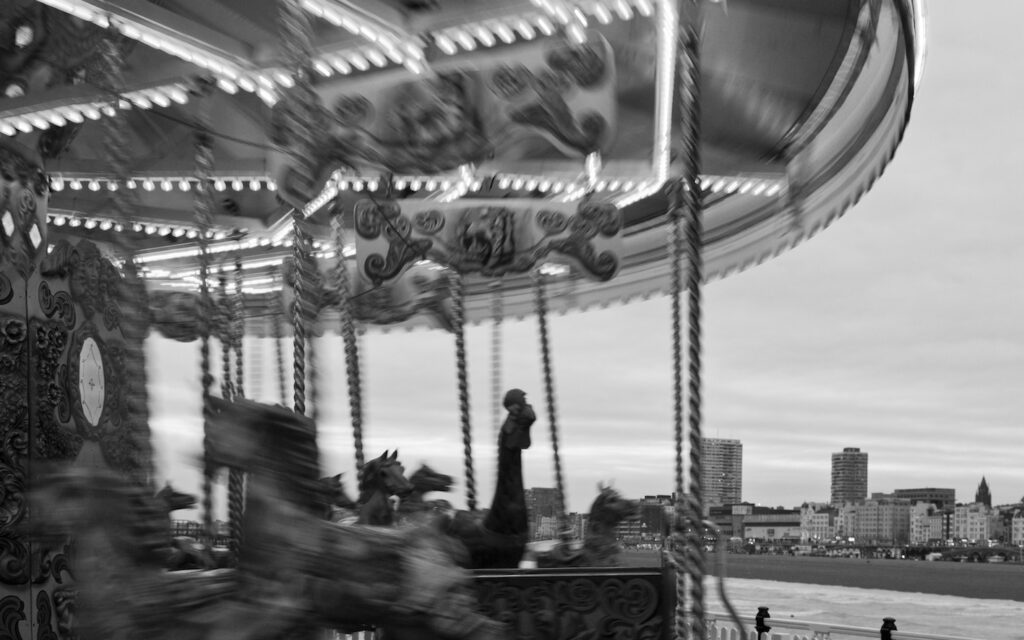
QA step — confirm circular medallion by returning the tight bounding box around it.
[77,337,105,426]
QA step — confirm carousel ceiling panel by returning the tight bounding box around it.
[0,0,924,328]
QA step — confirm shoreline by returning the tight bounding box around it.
[621,551,1024,602]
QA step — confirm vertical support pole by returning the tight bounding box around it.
[450,271,475,511]
[534,274,567,533]
[332,217,365,474]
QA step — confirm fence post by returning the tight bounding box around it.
[755,606,772,639]
[881,617,897,640]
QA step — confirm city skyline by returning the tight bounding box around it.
[147,3,1024,515]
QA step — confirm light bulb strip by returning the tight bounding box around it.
[0,81,194,137]
[299,0,426,75]
[50,174,277,193]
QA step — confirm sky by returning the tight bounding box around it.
[147,2,1024,517]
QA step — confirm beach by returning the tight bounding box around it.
[622,551,1024,639]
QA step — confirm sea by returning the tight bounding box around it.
[706,577,1021,640]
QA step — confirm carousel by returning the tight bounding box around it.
[0,0,924,639]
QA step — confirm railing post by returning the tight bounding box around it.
[880,617,897,640]
[755,606,772,639]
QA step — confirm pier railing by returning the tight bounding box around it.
[706,610,983,640]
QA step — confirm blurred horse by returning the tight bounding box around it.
[357,450,414,526]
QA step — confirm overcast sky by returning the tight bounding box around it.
[148,2,1024,516]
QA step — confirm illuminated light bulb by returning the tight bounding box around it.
[0,123,17,136]
[273,70,295,88]
[121,24,141,39]
[132,95,153,109]
[99,220,113,231]
[62,108,84,123]
[69,180,82,190]
[237,77,256,93]
[566,22,586,44]
[52,216,66,226]
[366,49,388,68]
[473,26,496,48]
[515,19,536,39]
[512,178,525,190]
[142,179,155,191]
[84,219,97,229]
[179,179,191,191]
[329,56,352,74]
[231,179,243,191]
[126,179,137,189]
[726,180,740,193]
[608,180,621,191]
[453,29,476,51]
[751,183,766,196]
[214,179,226,191]
[28,115,48,130]
[256,88,278,105]
[700,177,712,190]
[82,107,101,120]
[267,180,277,192]
[592,3,613,24]
[150,91,171,108]
[172,228,186,237]
[738,180,753,194]
[160,226,171,235]
[216,78,238,94]
[764,183,782,197]
[711,179,726,193]
[367,180,379,191]
[107,181,118,191]
[425,179,437,191]
[498,177,511,189]
[117,99,130,110]
[594,180,607,192]
[614,0,633,20]
[435,33,457,55]
[145,225,157,235]
[186,229,199,239]
[552,181,565,192]
[13,118,33,133]
[98,104,115,117]
[525,179,539,191]
[132,223,143,232]
[352,181,364,192]
[314,60,334,76]
[51,178,64,191]
[348,53,369,71]
[68,218,81,227]
[471,180,483,190]
[395,178,407,190]
[494,23,516,43]
[161,180,173,192]
[440,180,451,190]
[409,180,422,191]
[114,224,123,232]
[635,0,653,17]
[46,112,67,127]
[535,17,556,36]
[249,180,262,191]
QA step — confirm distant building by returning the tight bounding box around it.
[975,477,992,508]
[852,495,912,545]
[954,502,997,543]
[701,438,743,507]
[741,508,801,542]
[830,447,868,505]
[526,487,561,540]
[1012,510,1024,545]
[909,502,946,544]
[799,502,837,542]
[892,488,956,510]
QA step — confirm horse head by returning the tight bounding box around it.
[589,484,640,528]
[319,473,358,510]
[155,483,198,513]
[409,464,454,495]
[360,450,414,499]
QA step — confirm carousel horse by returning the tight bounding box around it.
[532,485,640,568]
[202,397,505,640]
[319,472,359,522]
[357,450,414,526]
[154,483,223,571]
[397,464,455,523]
[441,389,534,569]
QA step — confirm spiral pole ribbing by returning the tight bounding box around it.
[449,272,476,511]
[233,256,245,399]
[490,281,504,438]
[332,219,365,473]
[228,257,245,557]
[533,275,567,531]
[219,276,235,402]
[674,7,708,639]
[99,36,152,485]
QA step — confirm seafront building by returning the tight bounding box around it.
[953,502,998,543]
[701,438,743,507]
[799,503,837,542]
[1012,510,1024,545]
[893,487,956,510]
[909,502,946,544]
[830,447,868,505]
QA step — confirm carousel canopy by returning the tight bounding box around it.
[1,0,925,327]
